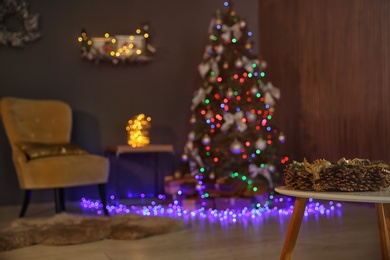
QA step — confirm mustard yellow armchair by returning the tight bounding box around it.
[0,97,110,217]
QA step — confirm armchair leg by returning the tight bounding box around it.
[54,188,64,214]
[19,190,32,218]
[98,183,109,216]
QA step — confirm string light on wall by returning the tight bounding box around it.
[78,23,156,65]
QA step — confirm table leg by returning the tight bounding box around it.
[376,203,390,260]
[280,197,308,260]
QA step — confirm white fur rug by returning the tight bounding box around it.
[0,213,187,252]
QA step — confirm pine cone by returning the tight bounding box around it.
[283,158,390,192]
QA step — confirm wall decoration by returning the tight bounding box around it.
[0,0,41,47]
[78,23,156,65]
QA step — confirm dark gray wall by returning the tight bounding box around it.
[0,0,259,205]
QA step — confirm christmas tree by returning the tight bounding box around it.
[181,1,289,199]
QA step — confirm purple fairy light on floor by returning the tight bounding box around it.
[80,193,342,224]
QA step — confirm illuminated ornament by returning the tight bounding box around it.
[190,115,196,124]
[247,113,257,123]
[260,60,267,70]
[216,44,224,54]
[209,172,216,180]
[269,165,276,173]
[245,43,252,50]
[223,62,229,69]
[226,88,234,98]
[202,134,211,145]
[188,131,196,141]
[205,110,214,119]
[255,137,267,151]
[279,132,286,143]
[250,85,259,95]
[174,171,182,179]
[208,75,217,83]
[235,59,243,68]
[181,154,189,162]
[126,114,151,147]
[230,139,243,154]
[240,21,246,28]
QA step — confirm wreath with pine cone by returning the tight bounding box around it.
[0,0,41,47]
[284,158,390,192]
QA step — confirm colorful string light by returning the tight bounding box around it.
[80,194,342,224]
[183,1,286,200]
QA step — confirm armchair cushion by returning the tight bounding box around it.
[19,143,87,160]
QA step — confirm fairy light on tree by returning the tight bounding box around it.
[182,1,289,198]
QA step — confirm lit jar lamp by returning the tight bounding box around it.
[126,114,151,147]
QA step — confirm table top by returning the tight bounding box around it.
[275,186,390,203]
[106,144,174,156]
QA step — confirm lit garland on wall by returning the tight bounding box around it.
[77,23,156,65]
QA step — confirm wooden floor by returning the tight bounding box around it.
[0,199,382,260]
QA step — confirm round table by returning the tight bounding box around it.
[275,186,390,260]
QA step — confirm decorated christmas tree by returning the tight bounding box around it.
[181,1,289,199]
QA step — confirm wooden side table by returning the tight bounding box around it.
[106,144,174,196]
[275,186,390,260]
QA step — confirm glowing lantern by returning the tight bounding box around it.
[126,114,151,147]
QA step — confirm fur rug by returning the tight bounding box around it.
[0,213,187,252]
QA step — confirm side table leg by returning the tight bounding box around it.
[280,197,308,260]
[376,203,390,260]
